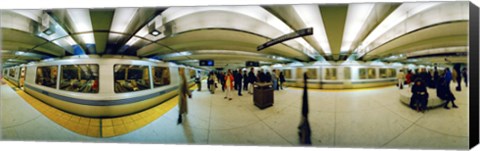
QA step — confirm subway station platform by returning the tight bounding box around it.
[1,80,469,149]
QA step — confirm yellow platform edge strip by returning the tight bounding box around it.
[3,79,197,138]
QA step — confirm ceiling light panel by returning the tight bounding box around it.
[110,8,139,33]
[292,5,332,55]
[355,2,443,55]
[341,3,375,53]
[66,9,95,44]
[160,6,317,57]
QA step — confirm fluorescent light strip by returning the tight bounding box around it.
[110,8,138,33]
[161,6,317,57]
[356,2,442,53]
[66,9,95,44]
[292,5,332,55]
[341,4,375,53]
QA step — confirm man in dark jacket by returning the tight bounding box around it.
[243,70,248,91]
[235,69,243,96]
[248,68,256,94]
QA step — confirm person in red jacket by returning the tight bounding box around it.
[405,70,413,86]
[224,69,235,100]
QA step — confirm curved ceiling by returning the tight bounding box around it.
[0,1,470,69]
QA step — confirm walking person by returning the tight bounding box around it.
[177,68,192,124]
[235,69,243,96]
[195,74,201,91]
[439,68,458,109]
[218,72,225,92]
[279,71,286,90]
[224,69,234,100]
[208,71,217,94]
[397,69,405,89]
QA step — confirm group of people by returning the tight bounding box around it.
[204,68,287,100]
[397,67,466,113]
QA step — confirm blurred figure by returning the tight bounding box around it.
[235,68,243,96]
[177,68,192,124]
[462,67,468,87]
[279,71,286,90]
[433,67,439,88]
[410,79,428,113]
[272,69,278,90]
[439,68,457,109]
[224,69,234,100]
[265,71,272,83]
[248,68,256,94]
[208,71,217,94]
[243,70,248,91]
[405,70,413,86]
[218,72,225,92]
[195,75,201,91]
[397,69,405,89]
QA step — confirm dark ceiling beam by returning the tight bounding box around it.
[90,9,114,54]
[319,5,348,61]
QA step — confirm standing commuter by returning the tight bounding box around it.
[279,71,286,90]
[397,69,405,89]
[405,70,413,86]
[462,68,468,87]
[248,68,256,94]
[243,70,248,91]
[235,69,243,96]
[195,75,201,91]
[271,69,278,90]
[265,71,272,83]
[208,72,217,94]
[433,67,439,88]
[224,69,234,100]
[177,68,192,124]
[218,72,225,92]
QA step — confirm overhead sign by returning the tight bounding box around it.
[245,61,260,67]
[199,60,214,66]
[257,27,313,51]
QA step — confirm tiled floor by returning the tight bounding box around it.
[0,80,470,150]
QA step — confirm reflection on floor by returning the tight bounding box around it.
[1,80,469,150]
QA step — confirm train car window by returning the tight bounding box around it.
[367,68,376,79]
[380,68,397,78]
[344,67,351,80]
[114,64,151,93]
[60,64,99,93]
[35,66,58,88]
[9,68,16,77]
[359,68,367,79]
[284,69,292,79]
[306,68,318,79]
[152,66,171,88]
[189,69,196,79]
[325,68,337,80]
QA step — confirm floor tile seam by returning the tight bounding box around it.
[411,122,469,138]
[1,114,43,129]
[333,93,337,146]
[373,95,470,137]
[379,117,419,147]
[206,92,213,144]
[247,104,295,145]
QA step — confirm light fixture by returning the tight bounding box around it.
[147,17,163,36]
[150,30,161,36]
[39,13,55,36]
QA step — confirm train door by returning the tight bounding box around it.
[19,67,26,89]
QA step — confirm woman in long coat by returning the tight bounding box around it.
[178,68,191,124]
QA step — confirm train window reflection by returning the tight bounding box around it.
[284,69,292,79]
[380,68,396,78]
[60,64,99,93]
[359,68,367,79]
[367,68,376,79]
[344,67,351,80]
[36,66,58,88]
[325,68,337,80]
[9,68,16,77]
[114,64,151,93]
[306,68,318,79]
[152,66,171,88]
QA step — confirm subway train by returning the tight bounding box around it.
[271,61,405,89]
[2,55,198,117]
